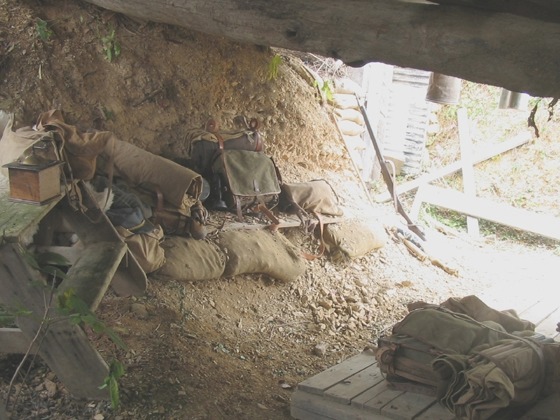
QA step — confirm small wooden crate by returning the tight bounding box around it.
[2,160,63,205]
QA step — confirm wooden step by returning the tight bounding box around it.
[56,241,127,312]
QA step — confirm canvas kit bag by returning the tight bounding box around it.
[172,116,264,178]
[376,303,545,419]
[211,148,281,220]
[279,179,344,218]
[115,224,166,274]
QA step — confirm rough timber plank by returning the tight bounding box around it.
[0,244,109,399]
[0,187,62,243]
[380,390,437,420]
[56,241,127,312]
[297,350,376,395]
[374,131,531,203]
[520,393,560,419]
[416,184,560,241]
[58,184,147,297]
[324,364,384,404]
[291,390,390,420]
[413,402,456,420]
[518,300,560,340]
[0,328,34,353]
[351,380,404,412]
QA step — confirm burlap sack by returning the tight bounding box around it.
[338,120,364,137]
[158,236,225,281]
[100,139,202,208]
[323,219,387,259]
[334,108,364,125]
[216,229,305,283]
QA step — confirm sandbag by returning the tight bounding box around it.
[334,108,364,126]
[323,219,386,259]
[332,93,359,110]
[158,236,225,281]
[338,120,364,137]
[100,139,202,208]
[216,229,305,283]
[333,78,365,97]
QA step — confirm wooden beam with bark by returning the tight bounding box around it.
[84,0,560,98]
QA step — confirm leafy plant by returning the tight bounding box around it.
[101,29,121,62]
[35,18,53,41]
[267,54,282,80]
[315,79,334,102]
[57,288,126,350]
[99,359,125,409]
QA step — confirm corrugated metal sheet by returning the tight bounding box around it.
[381,67,431,175]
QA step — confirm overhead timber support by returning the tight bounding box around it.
[84,0,560,98]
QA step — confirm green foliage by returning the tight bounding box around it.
[267,54,282,80]
[424,205,467,232]
[101,29,121,62]
[314,79,334,102]
[57,289,127,351]
[99,359,125,409]
[35,18,53,41]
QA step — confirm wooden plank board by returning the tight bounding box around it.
[519,301,560,340]
[520,393,560,419]
[413,402,456,420]
[415,184,560,241]
[0,327,35,354]
[57,241,127,311]
[374,131,531,203]
[0,187,62,243]
[352,380,404,412]
[297,350,376,395]
[291,390,391,420]
[58,186,147,297]
[380,391,438,420]
[324,364,384,404]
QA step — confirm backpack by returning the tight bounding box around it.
[176,117,264,178]
[210,149,281,220]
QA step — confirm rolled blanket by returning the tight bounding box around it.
[101,139,202,208]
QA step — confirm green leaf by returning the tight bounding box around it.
[109,376,120,409]
[35,18,53,41]
[104,327,127,350]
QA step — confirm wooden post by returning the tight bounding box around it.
[457,108,480,237]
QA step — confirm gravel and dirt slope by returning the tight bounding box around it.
[1,1,559,419]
